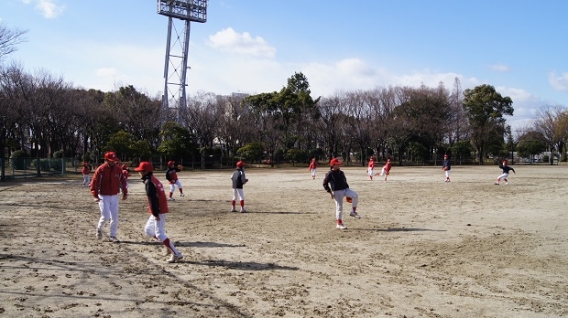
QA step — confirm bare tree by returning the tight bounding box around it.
[534,105,568,163]
[0,24,27,61]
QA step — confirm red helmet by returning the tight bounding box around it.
[236,160,245,168]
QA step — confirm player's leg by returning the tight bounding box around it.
[153,214,182,262]
[345,188,361,218]
[231,189,238,212]
[96,195,111,237]
[332,189,346,228]
[168,183,175,200]
[176,180,184,196]
[144,214,157,238]
[108,194,120,241]
[237,188,246,212]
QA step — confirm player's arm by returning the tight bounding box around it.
[240,171,248,184]
[120,173,128,199]
[322,172,333,197]
[146,181,160,218]
[90,168,100,199]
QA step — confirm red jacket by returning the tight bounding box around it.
[90,163,127,198]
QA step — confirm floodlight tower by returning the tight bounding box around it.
[157,0,207,121]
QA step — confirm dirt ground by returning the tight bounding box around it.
[0,164,567,318]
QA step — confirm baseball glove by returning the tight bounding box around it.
[345,197,353,203]
[177,164,184,171]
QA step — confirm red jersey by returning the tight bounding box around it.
[90,163,127,198]
[165,167,179,184]
[383,162,392,172]
[81,165,91,175]
[308,161,317,169]
[368,160,375,169]
[143,173,169,215]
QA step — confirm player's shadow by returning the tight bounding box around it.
[355,227,447,232]
[185,199,227,203]
[186,259,299,271]
[119,241,245,248]
[238,211,317,215]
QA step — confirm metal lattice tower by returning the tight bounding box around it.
[157,0,207,121]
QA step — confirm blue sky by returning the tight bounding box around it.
[1,0,567,132]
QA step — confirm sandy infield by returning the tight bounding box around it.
[0,164,567,318]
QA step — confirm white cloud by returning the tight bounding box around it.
[548,71,568,91]
[208,27,276,58]
[52,41,164,94]
[21,0,65,19]
[490,64,511,72]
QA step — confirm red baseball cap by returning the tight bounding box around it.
[329,158,341,166]
[167,160,175,166]
[134,161,154,172]
[104,151,119,162]
[236,160,245,167]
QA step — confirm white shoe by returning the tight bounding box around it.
[180,193,185,197]
[109,236,120,243]
[167,254,183,263]
[336,223,347,230]
[95,230,102,240]
[349,211,361,219]
[494,182,500,185]
[240,208,248,213]
[230,208,237,212]
[168,197,175,201]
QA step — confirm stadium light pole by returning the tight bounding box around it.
[157,0,207,123]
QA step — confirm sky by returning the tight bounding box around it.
[1,0,568,132]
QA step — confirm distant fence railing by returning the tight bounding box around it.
[0,157,82,181]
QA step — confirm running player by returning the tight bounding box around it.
[495,160,515,185]
[442,154,451,182]
[367,156,375,180]
[134,161,183,263]
[323,158,360,230]
[377,158,392,182]
[81,162,91,187]
[308,158,318,179]
[165,160,184,200]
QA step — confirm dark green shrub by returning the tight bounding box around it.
[10,150,29,170]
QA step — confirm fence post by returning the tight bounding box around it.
[0,158,4,181]
[62,157,66,174]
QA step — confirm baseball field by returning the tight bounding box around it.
[0,164,567,318]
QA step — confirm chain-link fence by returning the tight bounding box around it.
[0,157,83,181]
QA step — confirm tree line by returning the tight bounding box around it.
[1,24,567,168]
